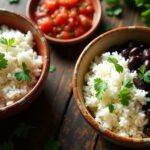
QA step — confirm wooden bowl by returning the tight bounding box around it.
[0,10,50,118]
[73,26,150,148]
[26,0,101,44]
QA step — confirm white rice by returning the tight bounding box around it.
[83,51,150,138]
[0,25,43,107]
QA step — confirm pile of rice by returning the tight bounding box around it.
[0,25,42,107]
[83,51,150,138]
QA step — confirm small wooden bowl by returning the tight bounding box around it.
[73,26,150,148]
[0,10,50,118]
[26,0,101,44]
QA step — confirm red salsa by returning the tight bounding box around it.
[34,0,95,39]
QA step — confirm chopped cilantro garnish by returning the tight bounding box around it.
[94,78,108,101]
[119,79,133,106]
[49,65,56,73]
[122,79,133,88]
[138,65,150,83]
[106,6,123,16]
[107,56,123,73]
[15,62,32,81]
[108,103,115,113]
[0,53,8,70]
[0,37,16,51]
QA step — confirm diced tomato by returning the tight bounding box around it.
[63,25,73,32]
[37,17,53,33]
[44,0,58,14]
[78,15,92,30]
[34,0,95,39]
[68,17,76,28]
[69,8,77,19]
[79,1,94,14]
[35,4,48,19]
[53,7,68,26]
[74,26,84,37]
[59,0,79,8]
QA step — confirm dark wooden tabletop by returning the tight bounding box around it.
[0,0,149,150]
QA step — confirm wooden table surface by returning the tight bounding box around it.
[0,0,149,150]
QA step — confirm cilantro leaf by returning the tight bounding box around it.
[15,62,32,81]
[144,70,150,83]
[44,137,60,150]
[141,9,150,26]
[13,122,34,138]
[119,80,133,106]
[0,53,8,70]
[138,65,150,83]
[119,88,131,106]
[0,37,16,49]
[106,6,123,16]
[115,63,123,73]
[49,65,56,73]
[108,104,114,113]
[0,141,14,150]
[122,79,133,88]
[94,78,108,101]
[107,56,123,73]
[108,56,118,64]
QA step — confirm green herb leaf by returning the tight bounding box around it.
[119,88,131,106]
[115,63,124,73]
[143,70,150,83]
[138,65,150,83]
[119,79,133,106]
[0,53,8,70]
[138,65,146,80]
[15,62,32,81]
[8,0,20,4]
[0,37,16,48]
[44,137,60,150]
[94,78,108,101]
[108,56,118,64]
[141,9,150,26]
[122,79,133,88]
[107,56,123,73]
[108,104,114,113]
[106,6,123,16]
[13,122,34,138]
[49,65,56,73]
[0,141,14,150]
[135,0,147,7]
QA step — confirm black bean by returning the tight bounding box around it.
[121,49,129,59]
[128,56,141,70]
[144,59,150,70]
[129,47,140,56]
[143,124,150,136]
[142,49,150,61]
[133,77,147,90]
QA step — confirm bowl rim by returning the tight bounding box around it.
[26,0,102,44]
[0,10,50,113]
[73,26,150,143]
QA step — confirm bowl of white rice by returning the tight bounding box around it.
[73,26,150,148]
[0,10,50,117]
